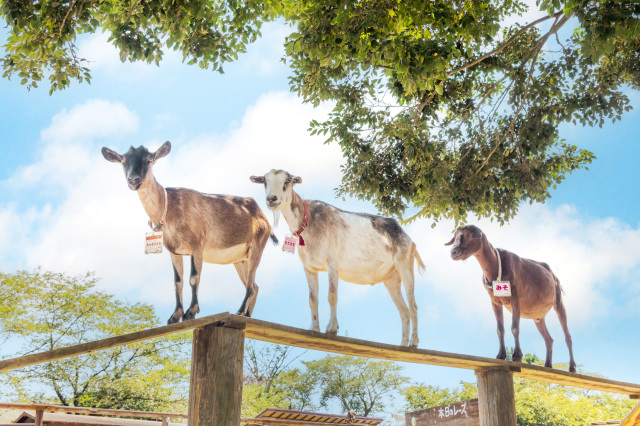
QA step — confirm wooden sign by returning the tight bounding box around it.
[405,399,479,426]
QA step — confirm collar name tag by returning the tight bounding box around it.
[282,234,297,254]
[145,231,164,254]
[493,281,511,297]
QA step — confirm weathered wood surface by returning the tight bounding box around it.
[0,402,188,420]
[238,315,640,396]
[476,368,516,426]
[0,313,228,372]
[622,402,640,426]
[405,399,479,425]
[1,312,639,397]
[188,323,244,426]
[34,410,43,426]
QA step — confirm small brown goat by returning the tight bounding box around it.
[445,225,576,372]
[102,141,277,324]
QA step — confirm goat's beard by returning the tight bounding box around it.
[273,210,281,228]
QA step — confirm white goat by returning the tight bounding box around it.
[251,169,425,347]
[102,141,277,324]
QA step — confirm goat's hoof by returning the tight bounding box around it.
[235,309,249,317]
[496,352,507,360]
[544,361,553,368]
[182,311,197,321]
[326,328,338,335]
[409,338,419,348]
[512,353,523,363]
[167,316,180,325]
[569,363,577,373]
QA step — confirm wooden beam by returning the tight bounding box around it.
[34,410,43,426]
[238,315,640,396]
[621,402,640,426]
[0,312,229,372]
[0,402,188,420]
[188,322,245,426]
[476,367,516,426]
[1,312,639,397]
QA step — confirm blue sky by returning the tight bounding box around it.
[1,6,640,418]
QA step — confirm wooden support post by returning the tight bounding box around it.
[34,409,44,426]
[475,367,516,426]
[188,321,245,426]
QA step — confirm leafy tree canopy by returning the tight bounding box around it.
[403,354,636,425]
[0,269,190,413]
[2,1,639,222]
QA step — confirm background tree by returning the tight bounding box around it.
[2,1,639,223]
[0,269,190,413]
[403,354,636,425]
[303,355,407,417]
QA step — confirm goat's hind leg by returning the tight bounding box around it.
[183,252,203,321]
[168,253,184,324]
[234,260,259,317]
[554,284,576,372]
[534,317,554,368]
[383,271,410,347]
[397,253,419,347]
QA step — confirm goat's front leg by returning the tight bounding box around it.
[510,298,523,362]
[183,252,203,321]
[168,253,184,324]
[491,301,507,360]
[304,268,320,332]
[326,264,339,335]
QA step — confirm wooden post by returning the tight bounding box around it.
[188,321,245,426]
[475,367,516,426]
[34,409,44,426]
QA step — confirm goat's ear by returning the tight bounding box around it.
[292,176,302,185]
[250,175,265,184]
[101,147,123,163]
[470,226,483,240]
[153,141,171,161]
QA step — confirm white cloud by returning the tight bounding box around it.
[241,21,291,76]
[0,91,342,320]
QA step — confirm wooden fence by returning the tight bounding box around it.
[1,312,638,426]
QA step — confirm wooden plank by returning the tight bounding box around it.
[0,312,230,372]
[476,368,516,426]
[188,323,244,426]
[621,402,640,426]
[238,315,640,396]
[405,399,479,425]
[0,403,188,420]
[1,312,639,397]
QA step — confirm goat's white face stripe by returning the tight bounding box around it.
[263,169,292,210]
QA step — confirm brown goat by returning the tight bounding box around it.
[102,141,277,324]
[445,225,576,372]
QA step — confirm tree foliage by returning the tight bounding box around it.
[0,269,190,413]
[303,355,407,417]
[403,355,636,425]
[2,1,640,222]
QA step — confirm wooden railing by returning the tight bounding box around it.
[1,312,638,426]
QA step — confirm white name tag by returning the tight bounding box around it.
[282,235,297,254]
[145,231,164,254]
[493,281,511,297]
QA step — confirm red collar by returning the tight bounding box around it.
[292,200,308,246]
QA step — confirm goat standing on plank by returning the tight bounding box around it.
[445,225,576,372]
[251,169,425,347]
[102,141,277,324]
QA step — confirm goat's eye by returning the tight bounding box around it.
[147,156,154,163]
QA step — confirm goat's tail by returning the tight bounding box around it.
[414,245,426,275]
[269,233,279,246]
